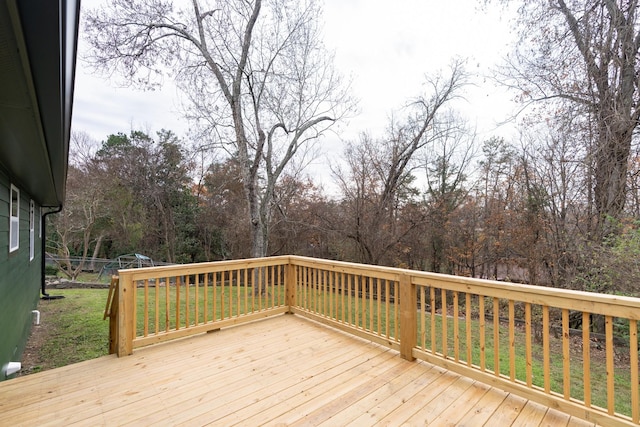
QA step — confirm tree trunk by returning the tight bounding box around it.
[89,234,104,272]
[593,119,632,238]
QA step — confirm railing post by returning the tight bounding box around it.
[117,270,135,356]
[285,261,296,312]
[399,273,416,361]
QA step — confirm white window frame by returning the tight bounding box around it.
[9,184,19,253]
[39,206,42,238]
[29,200,35,261]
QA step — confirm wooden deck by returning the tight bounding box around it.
[0,314,598,426]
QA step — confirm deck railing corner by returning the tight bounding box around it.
[108,255,640,426]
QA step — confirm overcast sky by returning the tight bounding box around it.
[71,0,516,172]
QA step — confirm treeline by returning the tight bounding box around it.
[73,1,640,297]
[50,127,640,297]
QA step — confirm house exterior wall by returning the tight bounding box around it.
[0,168,42,379]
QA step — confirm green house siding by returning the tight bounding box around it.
[0,169,42,378]
[0,0,79,380]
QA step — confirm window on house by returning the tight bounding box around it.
[29,200,35,261]
[9,185,19,252]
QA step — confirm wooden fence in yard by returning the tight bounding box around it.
[105,255,640,427]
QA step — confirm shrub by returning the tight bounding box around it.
[44,264,59,276]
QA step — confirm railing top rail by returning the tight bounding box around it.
[288,256,403,281]
[411,270,640,316]
[116,254,640,316]
[118,255,291,280]
[288,255,640,316]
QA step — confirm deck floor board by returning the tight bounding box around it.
[0,314,599,426]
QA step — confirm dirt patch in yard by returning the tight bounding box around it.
[19,298,65,376]
[18,286,111,377]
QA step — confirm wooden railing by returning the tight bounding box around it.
[113,257,290,355]
[112,255,640,426]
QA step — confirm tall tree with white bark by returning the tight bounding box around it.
[494,0,640,239]
[85,0,353,258]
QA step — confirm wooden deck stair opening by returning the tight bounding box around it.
[105,255,640,426]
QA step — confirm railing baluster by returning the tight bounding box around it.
[175,276,180,330]
[317,267,321,314]
[133,279,137,342]
[339,272,344,322]
[308,266,312,312]
[278,265,282,307]
[562,308,570,400]
[309,267,314,313]
[310,267,314,313]
[369,277,374,332]
[360,275,365,328]
[203,273,208,324]
[315,268,319,314]
[430,287,436,354]
[453,291,459,363]
[194,273,199,325]
[316,267,321,314]
[479,296,485,372]
[420,286,426,351]
[239,268,243,314]
[630,318,638,423]
[329,270,334,319]
[385,279,390,339]
[155,277,159,334]
[508,300,515,381]
[213,272,218,320]
[295,264,300,308]
[272,265,276,307]
[493,297,499,377]
[355,275,360,329]
[582,311,591,407]
[185,274,190,327]
[252,268,257,313]
[324,270,329,317]
[525,303,532,387]
[606,315,615,415]
[271,266,275,308]
[259,268,264,312]
[466,292,471,366]
[376,278,381,337]
[348,273,353,325]
[165,276,170,332]
[304,266,308,310]
[543,305,550,393]
[335,271,339,320]
[236,269,241,316]
[143,279,149,337]
[442,289,448,359]
[299,266,304,311]
[394,280,399,340]
[221,272,226,319]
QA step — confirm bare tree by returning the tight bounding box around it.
[85,0,353,259]
[48,165,107,280]
[495,0,640,238]
[333,61,468,265]
[423,112,476,273]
